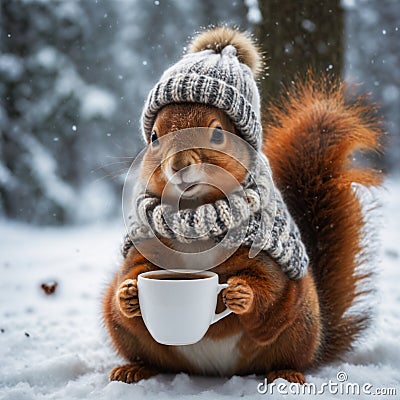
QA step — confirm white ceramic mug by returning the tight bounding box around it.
[137,269,232,345]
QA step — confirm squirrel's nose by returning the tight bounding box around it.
[171,158,191,174]
[171,164,179,174]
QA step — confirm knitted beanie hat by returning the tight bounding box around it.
[141,27,263,151]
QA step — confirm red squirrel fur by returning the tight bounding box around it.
[103,29,382,385]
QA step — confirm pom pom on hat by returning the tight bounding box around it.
[188,26,262,77]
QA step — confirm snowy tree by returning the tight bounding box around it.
[0,0,121,223]
[254,0,344,101]
[344,0,400,171]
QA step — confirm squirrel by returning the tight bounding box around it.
[103,27,382,384]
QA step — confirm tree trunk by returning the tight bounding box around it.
[255,0,344,102]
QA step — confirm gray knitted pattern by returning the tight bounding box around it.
[122,158,309,280]
[141,45,262,151]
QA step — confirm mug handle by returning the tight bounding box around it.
[210,283,232,324]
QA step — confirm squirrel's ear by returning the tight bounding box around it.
[188,26,262,78]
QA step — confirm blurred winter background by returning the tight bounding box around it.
[0,0,398,226]
[0,1,399,399]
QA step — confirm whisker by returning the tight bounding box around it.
[92,168,129,184]
[92,161,132,174]
[104,155,135,160]
[91,154,136,183]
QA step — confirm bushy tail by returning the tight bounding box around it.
[264,77,383,364]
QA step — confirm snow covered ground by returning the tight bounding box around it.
[1,180,400,400]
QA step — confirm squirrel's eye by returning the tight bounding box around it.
[150,130,159,146]
[210,126,224,145]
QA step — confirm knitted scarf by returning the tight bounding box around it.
[122,155,309,280]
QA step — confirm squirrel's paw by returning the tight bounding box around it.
[117,279,141,318]
[222,277,254,314]
[267,369,306,384]
[110,363,158,383]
